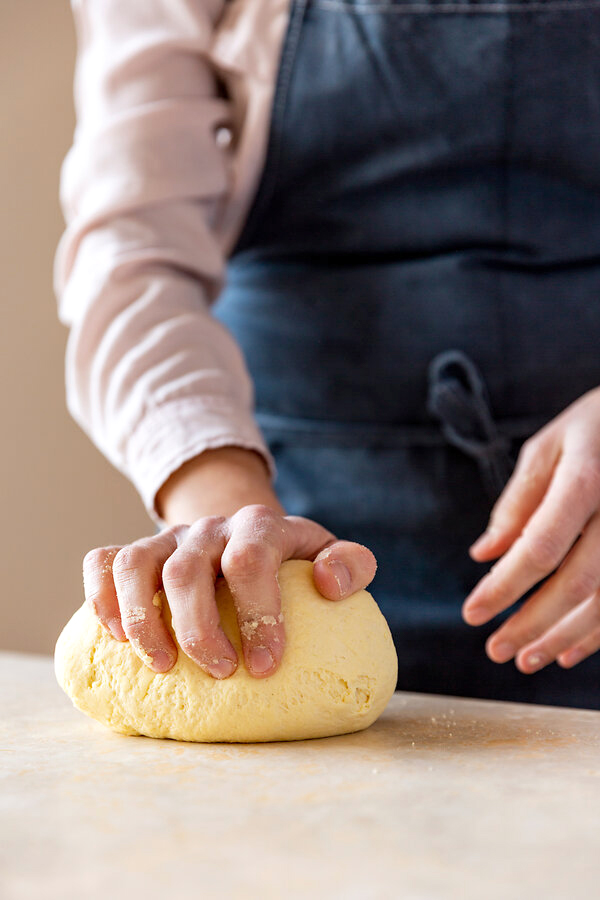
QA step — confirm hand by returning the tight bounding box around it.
[463,387,600,674]
[82,505,377,679]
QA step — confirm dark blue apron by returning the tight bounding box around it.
[215,0,600,708]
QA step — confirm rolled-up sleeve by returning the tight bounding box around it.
[54,0,275,520]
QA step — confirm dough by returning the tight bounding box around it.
[55,559,397,743]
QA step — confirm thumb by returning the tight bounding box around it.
[312,541,378,601]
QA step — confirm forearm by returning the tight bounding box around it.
[156,446,285,525]
[57,0,271,520]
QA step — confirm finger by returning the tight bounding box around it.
[282,514,338,560]
[312,540,378,600]
[280,517,378,598]
[162,517,238,680]
[463,451,600,626]
[82,546,126,640]
[222,508,342,677]
[514,591,600,673]
[557,625,600,669]
[221,505,291,678]
[486,511,600,663]
[113,527,186,673]
[470,432,558,562]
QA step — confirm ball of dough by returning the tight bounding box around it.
[55,559,398,743]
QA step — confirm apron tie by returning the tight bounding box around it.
[427,350,513,498]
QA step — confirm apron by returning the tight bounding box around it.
[215,0,600,708]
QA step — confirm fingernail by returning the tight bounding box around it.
[248,646,275,675]
[560,648,584,668]
[150,649,175,673]
[491,641,516,663]
[326,560,352,596]
[524,653,547,672]
[206,658,237,679]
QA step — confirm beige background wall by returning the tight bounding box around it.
[1,1,151,654]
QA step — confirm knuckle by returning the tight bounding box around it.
[236,504,279,530]
[162,552,200,589]
[83,547,115,576]
[84,579,107,603]
[112,545,146,580]
[203,515,227,529]
[179,633,202,655]
[188,516,225,539]
[136,535,165,555]
[120,604,150,632]
[222,541,277,578]
[178,634,198,656]
[82,548,103,571]
[154,524,189,551]
[162,523,189,539]
[247,503,278,520]
[178,628,217,656]
[121,620,147,642]
[523,531,563,572]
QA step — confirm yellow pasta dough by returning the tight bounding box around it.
[55,559,397,743]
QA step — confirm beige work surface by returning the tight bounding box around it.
[1,653,599,899]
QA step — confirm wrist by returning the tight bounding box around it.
[156,446,284,525]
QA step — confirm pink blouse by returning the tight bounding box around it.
[55,0,292,520]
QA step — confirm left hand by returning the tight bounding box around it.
[463,387,600,674]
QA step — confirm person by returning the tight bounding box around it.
[56,0,600,709]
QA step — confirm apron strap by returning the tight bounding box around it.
[427,350,514,498]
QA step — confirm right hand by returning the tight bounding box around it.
[82,505,377,679]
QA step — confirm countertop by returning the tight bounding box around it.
[1,651,599,899]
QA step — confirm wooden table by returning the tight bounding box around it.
[1,651,599,899]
